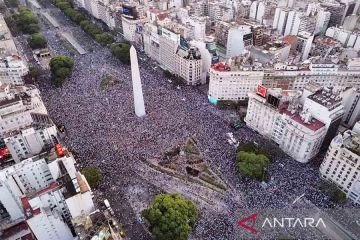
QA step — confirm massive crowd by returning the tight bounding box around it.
[23,3,360,239]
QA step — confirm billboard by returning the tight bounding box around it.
[256,85,267,98]
[180,36,189,50]
[122,5,137,19]
[136,23,143,33]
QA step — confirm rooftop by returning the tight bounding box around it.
[342,131,360,156]
[314,36,340,46]
[308,88,342,109]
[283,109,326,132]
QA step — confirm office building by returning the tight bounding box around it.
[320,124,360,204]
[0,85,48,136]
[0,55,28,85]
[176,46,203,85]
[208,60,263,102]
[245,84,343,162]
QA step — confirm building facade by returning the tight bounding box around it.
[245,84,343,163]
[320,126,360,204]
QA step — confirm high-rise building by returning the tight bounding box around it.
[341,87,360,128]
[208,60,263,102]
[4,124,59,163]
[175,46,203,85]
[0,55,29,85]
[215,22,252,58]
[245,84,343,162]
[0,148,95,239]
[272,8,290,35]
[320,123,360,204]
[0,85,48,136]
[314,9,331,35]
[296,31,314,61]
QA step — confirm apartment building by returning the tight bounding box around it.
[0,148,95,239]
[175,47,203,85]
[245,84,344,163]
[0,55,28,85]
[320,124,360,204]
[0,85,48,136]
[4,124,58,163]
[208,62,263,101]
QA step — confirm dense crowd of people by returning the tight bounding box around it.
[21,3,359,239]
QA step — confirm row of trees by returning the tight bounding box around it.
[143,194,198,240]
[53,0,114,46]
[5,7,48,49]
[52,0,131,63]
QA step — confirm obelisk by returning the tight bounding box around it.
[130,46,146,117]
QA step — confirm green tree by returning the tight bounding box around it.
[81,167,102,189]
[80,20,91,29]
[236,151,270,180]
[26,23,40,34]
[28,66,40,81]
[83,23,102,37]
[111,43,130,64]
[320,181,347,204]
[95,32,114,46]
[330,190,347,203]
[49,56,74,86]
[72,12,86,23]
[56,1,71,10]
[28,33,47,49]
[16,8,39,34]
[143,194,198,240]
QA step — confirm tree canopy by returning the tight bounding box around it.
[95,32,114,46]
[143,194,198,240]
[236,151,270,180]
[15,7,39,34]
[111,43,131,64]
[49,56,74,87]
[81,166,102,189]
[28,33,47,49]
[319,181,347,204]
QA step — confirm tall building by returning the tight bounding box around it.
[4,124,59,163]
[0,85,48,136]
[245,84,343,162]
[272,8,290,35]
[0,148,95,239]
[122,8,148,42]
[159,28,179,73]
[0,55,28,85]
[208,60,263,102]
[341,87,360,128]
[215,22,252,58]
[175,46,203,85]
[0,14,18,55]
[321,1,346,27]
[296,31,314,61]
[320,123,360,204]
[314,9,331,35]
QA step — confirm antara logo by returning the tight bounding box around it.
[237,214,259,234]
[237,214,326,234]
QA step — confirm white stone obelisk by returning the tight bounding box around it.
[130,46,146,117]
